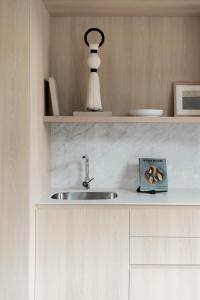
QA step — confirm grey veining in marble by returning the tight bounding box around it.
[51,124,200,190]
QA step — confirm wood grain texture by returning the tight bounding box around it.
[50,17,200,116]
[130,207,200,237]
[130,237,200,265]
[43,1,200,17]
[30,1,50,299]
[44,116,200,123]
[130,267,200,300]
[35,206,129,300]
[30,0,50,201]
[0,0,29,299]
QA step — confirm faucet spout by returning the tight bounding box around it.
[82,155,94,189]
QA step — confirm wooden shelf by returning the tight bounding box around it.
[44,116,200,124]
[43,0,200,17]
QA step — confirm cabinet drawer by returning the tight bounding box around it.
[130,237,200,265]
[130,267,200,300]
[130,207,200,237]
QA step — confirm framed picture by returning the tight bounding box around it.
[49,77,60,116]
[139,158,168,192]
[174,82,200,116]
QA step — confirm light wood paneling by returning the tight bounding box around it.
[43,1,200,17]
[0,0,29,299]
[50,17,200,116]
[130,267,200,300]
[30,1,50,299]
[30,0,50,201]
[35,206,129,300]
[130,237,200,265]
[130,207,200,237]
[44,116,200,123]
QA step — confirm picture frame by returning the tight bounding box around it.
[174,82,200,116]
[139,158,168,192]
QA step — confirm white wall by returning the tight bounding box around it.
[51,123,200,190]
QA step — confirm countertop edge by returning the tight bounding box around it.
[35,188,200,206]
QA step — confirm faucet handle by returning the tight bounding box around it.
[82,178,94,189]
[88,177,94,183]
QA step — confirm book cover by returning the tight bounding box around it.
[139,158,168,192]
[49,77,60,116]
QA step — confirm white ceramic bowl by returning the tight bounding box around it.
[129,109,164,117]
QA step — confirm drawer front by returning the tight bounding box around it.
[130,237,200,265]
[130,207,200,237]
[130,267,200,300]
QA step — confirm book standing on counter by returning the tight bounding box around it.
[138,158,168,193]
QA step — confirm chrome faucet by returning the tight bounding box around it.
[82,155,94,190]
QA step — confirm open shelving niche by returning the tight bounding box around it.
[43,0,200,125]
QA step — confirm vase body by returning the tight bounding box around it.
[86,43,102,111]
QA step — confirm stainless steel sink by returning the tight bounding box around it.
[51,191,118,200]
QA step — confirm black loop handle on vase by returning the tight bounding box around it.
[84,28,105,48]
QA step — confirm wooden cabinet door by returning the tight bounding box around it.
[130,237,200,265]
[130,267,200,300]
[130,207,200,237]
[35,206,129,300]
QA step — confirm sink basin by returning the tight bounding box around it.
[51,191,118,200]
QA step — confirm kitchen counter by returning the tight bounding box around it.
[37,188,200,205]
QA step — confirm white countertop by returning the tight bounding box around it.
[36,188,200,206]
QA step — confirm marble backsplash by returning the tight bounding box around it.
[51,124,200,190]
